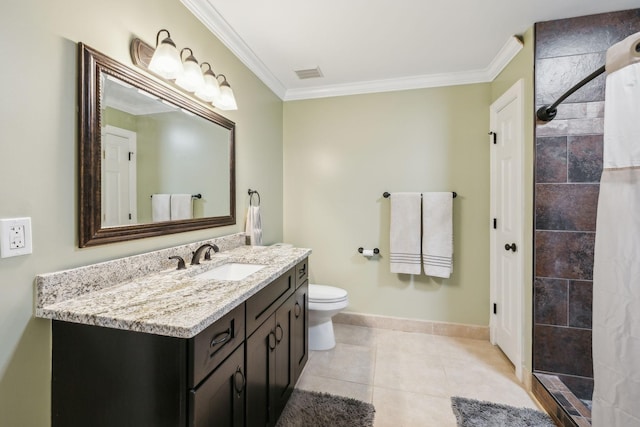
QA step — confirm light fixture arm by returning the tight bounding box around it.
[155,29,175,48]
[216,74,230,87]
[180,47,196,62]
[201,62,216,77]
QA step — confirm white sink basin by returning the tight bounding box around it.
[195,263,266,281]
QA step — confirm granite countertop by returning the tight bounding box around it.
[36,245,311,339]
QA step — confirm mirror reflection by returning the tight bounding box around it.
[78,43,235,247]
[101,74,231,227]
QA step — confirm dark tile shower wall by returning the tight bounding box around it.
[534,8,640,404]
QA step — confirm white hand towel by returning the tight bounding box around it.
[245,206,263,246]
[170,194,193,220]
[389,193,422,274]
[151,194,171,222]
[422,192,453,278]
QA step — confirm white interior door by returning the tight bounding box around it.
[490,80,524,380]
[102,125,137,227]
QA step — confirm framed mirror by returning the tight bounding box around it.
[79,43,236,247]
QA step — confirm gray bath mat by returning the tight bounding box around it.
[451,397,555,427]
[276,389,375,427]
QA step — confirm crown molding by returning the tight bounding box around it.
[485,35,524,81]
[283,69,488,101]
[181,0,287,99]
[181,0,524,101]
[284,36,524,101]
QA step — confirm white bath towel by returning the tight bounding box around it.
[422,192,453,278]
[245,206,263,246]
[389,192,421,274]
[151,194,171,222]
[170,194,193,220]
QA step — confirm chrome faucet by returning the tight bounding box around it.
[191,244,220,265]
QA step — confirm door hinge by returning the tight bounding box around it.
[129,213,132,220]
[128,152,133,161]
[493,303,497,315]
[489,131,497,144]
[493,218,497,229]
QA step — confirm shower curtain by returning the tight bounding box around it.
[592,33,640,427]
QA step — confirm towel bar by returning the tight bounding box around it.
[150,193,202,199]
[383,192,457,198]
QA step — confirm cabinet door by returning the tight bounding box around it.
[292,281,309,383]
[246,317,276,427]
[273,295,295,419]
[189,344,245,427]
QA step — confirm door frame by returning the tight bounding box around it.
[489,79,525,381]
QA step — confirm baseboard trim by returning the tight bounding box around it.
[334,311,489,340]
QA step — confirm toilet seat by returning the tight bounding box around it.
[309,284,348,303]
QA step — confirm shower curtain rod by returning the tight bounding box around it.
[536,65,606,122]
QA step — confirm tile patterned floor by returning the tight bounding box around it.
[296,323,542,427]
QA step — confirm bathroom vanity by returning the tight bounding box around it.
[36,238,310,427]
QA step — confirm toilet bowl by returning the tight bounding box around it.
[308,284,348,350]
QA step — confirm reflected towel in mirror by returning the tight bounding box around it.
[151,194,171,222]
[170,194,193,220]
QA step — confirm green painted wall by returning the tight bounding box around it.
[283,84,492,325]
[0,0,283,425]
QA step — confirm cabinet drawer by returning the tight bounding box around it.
[295,258,308,288]
[246,268,294,334]
[189,304,245,388]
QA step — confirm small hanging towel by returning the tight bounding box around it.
[151,194,171,222]
[389,193,422,274]
[422,192,453,278]
[170,194,193,220]
[246,205,263,246]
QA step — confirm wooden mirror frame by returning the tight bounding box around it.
[78,43,236,247]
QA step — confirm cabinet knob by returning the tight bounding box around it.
[234,366,245,395]
[275,324,284,343]
[294,302,301,318]
[268,331,277,350]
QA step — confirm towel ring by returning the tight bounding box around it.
[248,189,261,206]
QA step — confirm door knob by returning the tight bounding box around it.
[504,243,517,252]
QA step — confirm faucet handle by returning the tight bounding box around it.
[169,256,186,270]
[204,244,220,260]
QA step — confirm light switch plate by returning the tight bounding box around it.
[0,217,32,258]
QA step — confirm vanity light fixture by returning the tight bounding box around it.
[195,62,221,102]
[148,29,183,80]
[175,48,205,93]
[131,30,239,110]
[213,74,238,111]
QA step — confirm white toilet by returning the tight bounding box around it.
[308,284,349,350]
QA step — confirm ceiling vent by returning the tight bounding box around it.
[294,67,323,79]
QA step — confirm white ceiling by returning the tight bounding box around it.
[181,0,640,101]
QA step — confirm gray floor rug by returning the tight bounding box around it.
[451,397,555,427]
[276,389,375,427]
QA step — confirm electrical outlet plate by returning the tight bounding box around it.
[0,217,32,258]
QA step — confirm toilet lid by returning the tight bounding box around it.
[309,284,348,303]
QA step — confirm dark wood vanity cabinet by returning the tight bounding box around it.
[51,258,308,427]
